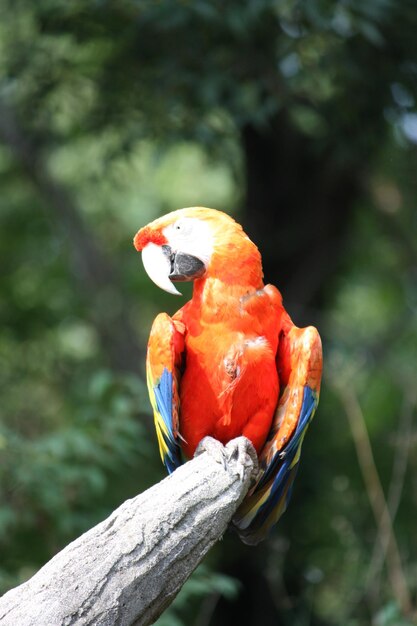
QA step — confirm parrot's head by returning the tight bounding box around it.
[133,207,262,295]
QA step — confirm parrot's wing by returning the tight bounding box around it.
[233,322,322,544]
[146,312,185,474]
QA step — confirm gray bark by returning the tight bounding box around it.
[0,437,257,626]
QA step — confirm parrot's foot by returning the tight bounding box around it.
[195,436,228,469]
[195,436,258,483]
[225,437,258,482]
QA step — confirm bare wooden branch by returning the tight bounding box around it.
[0,437,258,626]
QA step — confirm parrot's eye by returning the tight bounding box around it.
[172,219,193,237]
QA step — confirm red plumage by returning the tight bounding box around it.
[135,207,322,543]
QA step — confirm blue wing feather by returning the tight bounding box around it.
[233,386,319,542]
[146,313,185,475]
[153,368,182,473]
[249,387,316,529]
[257,387,317,489]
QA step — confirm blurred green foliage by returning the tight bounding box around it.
[155,565,240,626]
[0,1,417,625]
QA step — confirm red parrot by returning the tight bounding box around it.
[134,207,322,544]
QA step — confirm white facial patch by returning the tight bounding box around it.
[163,217,214,267]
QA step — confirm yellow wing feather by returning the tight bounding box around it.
[146,313,185,473]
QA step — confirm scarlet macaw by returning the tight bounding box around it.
[134,207,322,544]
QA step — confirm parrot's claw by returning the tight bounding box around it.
[195,436,228,469]
[195,436,258,483]
[225,437,258,482]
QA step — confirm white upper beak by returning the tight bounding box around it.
[141,243,181,296]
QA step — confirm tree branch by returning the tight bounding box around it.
[0,437,258,626]
[366,389,416,608]
[329,379,413,616]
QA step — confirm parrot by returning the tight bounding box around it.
[134,207,322,544]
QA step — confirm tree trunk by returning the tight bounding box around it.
[242,110,360,321]
[211,110,361,626]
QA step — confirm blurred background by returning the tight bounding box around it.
[0,1,416,625]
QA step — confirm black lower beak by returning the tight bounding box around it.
[163,246,206,282]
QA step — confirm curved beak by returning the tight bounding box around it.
[141,243,181,295]
[141,243,206,295]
